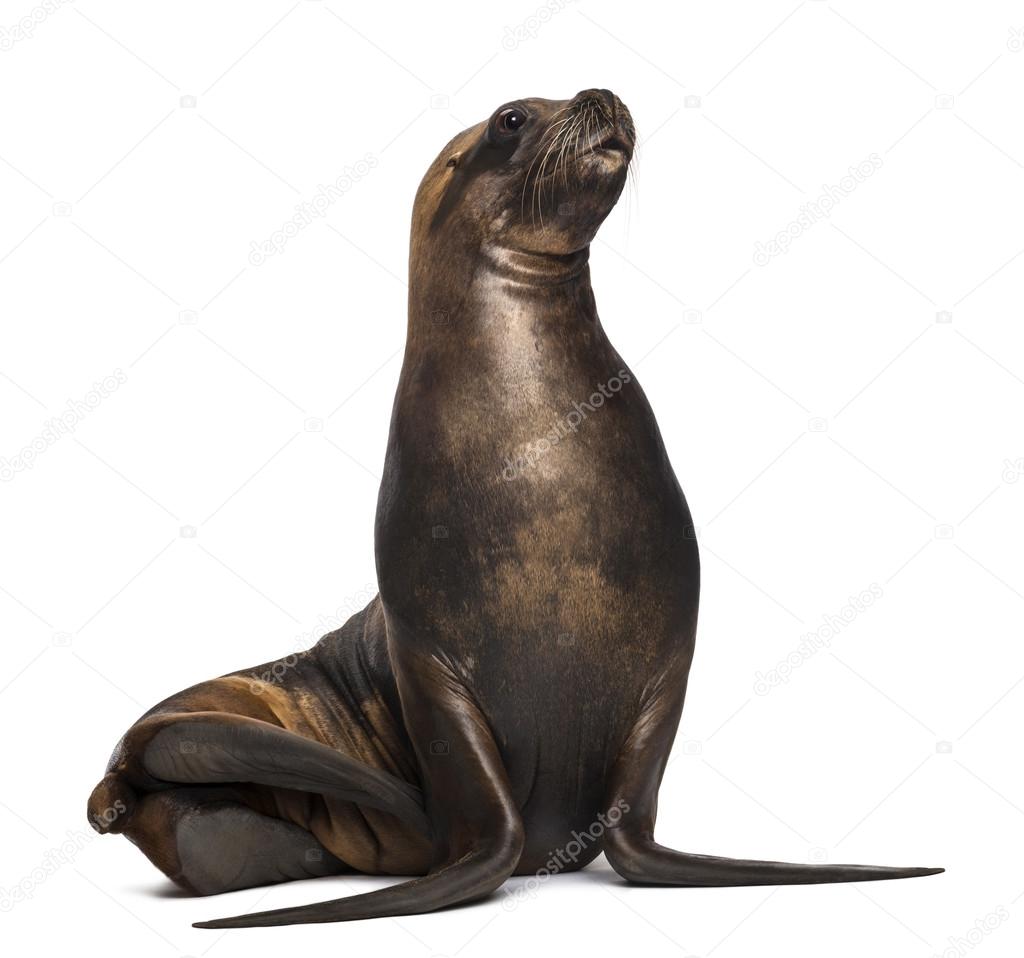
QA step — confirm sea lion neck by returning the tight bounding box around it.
[406,238,597,343]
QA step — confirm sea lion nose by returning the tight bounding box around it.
[574,88,619,125]
[575,88,615,108]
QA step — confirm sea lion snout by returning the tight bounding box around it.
[570,88,636,158]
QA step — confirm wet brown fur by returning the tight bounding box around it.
[88,90,940,928]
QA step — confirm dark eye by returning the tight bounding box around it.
[497,108,526,133]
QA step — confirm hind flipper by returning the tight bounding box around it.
[90,710,428,835]
[119,786,346,894]
[602,668,943,886]
[192,648,525,927]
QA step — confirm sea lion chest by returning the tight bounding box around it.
[375,272,698,727]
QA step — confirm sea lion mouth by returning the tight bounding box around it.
[593,131,634,158]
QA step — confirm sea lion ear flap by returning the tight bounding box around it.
[430,134,496,232]
[431,145,476,232]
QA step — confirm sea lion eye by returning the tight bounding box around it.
[497,108,526,133]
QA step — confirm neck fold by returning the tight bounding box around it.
[482,244,591,288]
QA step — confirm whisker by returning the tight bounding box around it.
[520,107,572,227]
[519,98,637,231]
[556,114,583,193]
[557,115,581,190]
[572,114,585,184]
[535,118,574,226]
[534,116,572,228]
[522,116,568,227]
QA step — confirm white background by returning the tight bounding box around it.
[2,1,1022,955]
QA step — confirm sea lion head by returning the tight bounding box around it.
[414,89,635,260]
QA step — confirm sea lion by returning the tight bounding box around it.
[87,89,942,929]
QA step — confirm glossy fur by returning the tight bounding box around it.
[87,90,941,929]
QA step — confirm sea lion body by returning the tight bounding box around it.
[87,90,940,928]
[375,244,697,871]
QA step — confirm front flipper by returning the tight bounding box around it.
[602,671,944,886]
[193,648,525,927]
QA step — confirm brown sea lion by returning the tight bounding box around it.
[87,89,942,928]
